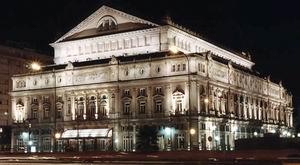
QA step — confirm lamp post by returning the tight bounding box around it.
[4,112,8,125]
[55,132,61,152]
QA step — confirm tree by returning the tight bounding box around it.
[136,125,159,152]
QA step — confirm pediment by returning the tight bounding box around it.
[54,5,158,43]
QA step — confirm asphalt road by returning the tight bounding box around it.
[0,150,299,165]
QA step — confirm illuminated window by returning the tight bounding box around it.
[176,100,183,112]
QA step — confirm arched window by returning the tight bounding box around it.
[97,16,118,31]
[16,99,24,122]
[100,95,108,117]
[77,97,85,119]
[88,96,96,119]
[172,89,185,115]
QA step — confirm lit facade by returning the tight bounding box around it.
[10,5,293,152]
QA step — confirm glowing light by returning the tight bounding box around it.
[232,125,237,132]
[204,98,209,104]
[30,62,41,71]
[4,112,8,116]
[287,132,291,137]
[282,130,287,136]
[215,136,220,141]
[165,127,171,135]
[55,132,61,139]
[169,46,179,54]
[297,133,300,137]
[28,140,33,146]
[190,128,196,135]
[22,132,29,139]
[114,139,118,143]
[270,129,276,134]
[254,131,258,136]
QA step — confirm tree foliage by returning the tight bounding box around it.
[136,125,159,152]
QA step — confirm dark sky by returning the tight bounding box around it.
[1,0,300,125]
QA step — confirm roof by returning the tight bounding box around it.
[63,22,155,42]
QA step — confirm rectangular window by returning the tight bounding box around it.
[67,104,71,115]
[155,100,162,113]
[32,98,38,103]
[139,88,146,96]
[176,100,183,112]
[124,39,131,49]
[124,102,130,114]
[201,123,206,130]
[172,65,176,72]
[124,89,130,96]
[182,64,186,71]
[43,96,49,103]
[155,87,162,94]
[44,107,50,119]
[57,108,62,119]
[139,101,146,114]
[42,137,51,151]
[198,63,205,73]
[177,64,181,71]
[32,109,38,119]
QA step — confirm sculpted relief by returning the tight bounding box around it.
[209,63,228,83]
[74,70,108,84]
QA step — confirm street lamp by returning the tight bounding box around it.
[204,98,209,114]
[254,131,258,137]
[55,132,61,139]
[190,128,196,135]
[4,112,8,125]
[30,62,41,71]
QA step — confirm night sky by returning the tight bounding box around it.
[1,0,300,127]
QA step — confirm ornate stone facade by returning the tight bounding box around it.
[10,5,293,152]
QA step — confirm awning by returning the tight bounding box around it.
[61,128,112,138]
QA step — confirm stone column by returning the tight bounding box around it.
[185,82,190,112]
[95,93,98,119]
[38,129,41,152]
[133,125,136,151]
[132,88,137,118]
[237,95,241,118]
[197,84,201,114]
[83,93,87,120]
[10,130,15,153]
[25,96,30,120]
[147,87,152,117]
[11,98,16,123]
[165,85,172,116]
[71,95,75,120]
[190,81,198,114]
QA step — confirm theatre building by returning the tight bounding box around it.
[10,5,293,152]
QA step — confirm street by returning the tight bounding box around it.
[0,150,300,165]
